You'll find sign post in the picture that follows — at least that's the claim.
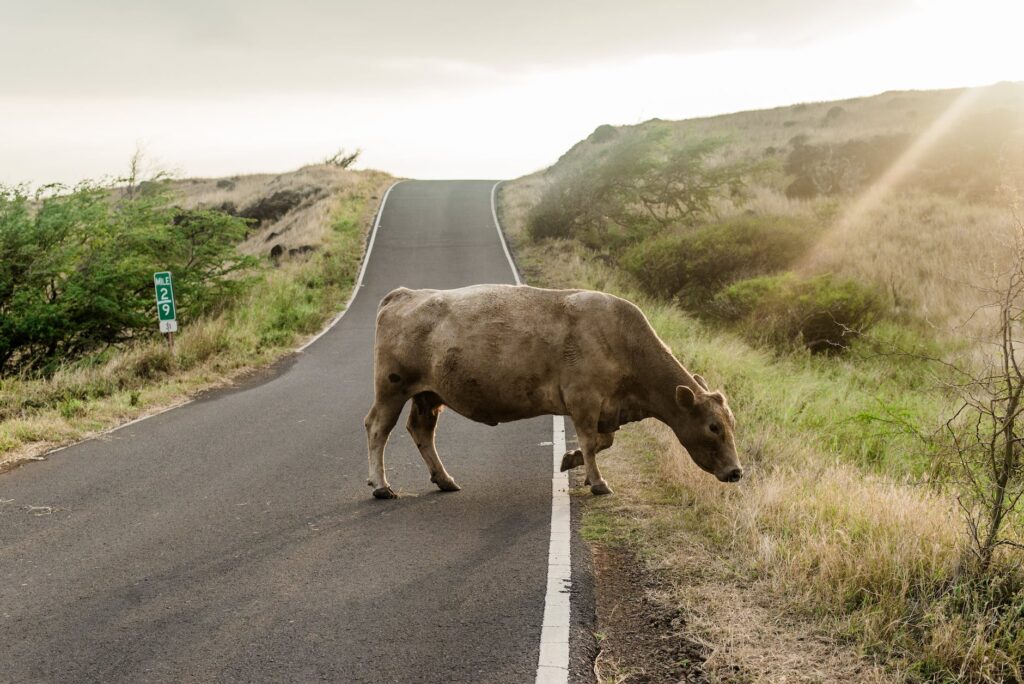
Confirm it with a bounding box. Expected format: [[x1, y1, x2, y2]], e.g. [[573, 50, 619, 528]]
[[153, 271, 178, 354]]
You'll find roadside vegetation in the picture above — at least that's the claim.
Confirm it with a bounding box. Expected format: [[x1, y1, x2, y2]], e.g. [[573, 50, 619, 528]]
[[501, 82, 1024, 682], [0, 163, 392, 470]]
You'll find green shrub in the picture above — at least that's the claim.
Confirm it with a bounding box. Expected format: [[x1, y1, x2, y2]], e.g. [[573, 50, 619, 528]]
[[715, 272, 886, 353], [622, 215, 819, 307], [0, 182, 256, 375]]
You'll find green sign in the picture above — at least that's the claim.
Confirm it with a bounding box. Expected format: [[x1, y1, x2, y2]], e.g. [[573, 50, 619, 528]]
[[154, 271, 178, 333]]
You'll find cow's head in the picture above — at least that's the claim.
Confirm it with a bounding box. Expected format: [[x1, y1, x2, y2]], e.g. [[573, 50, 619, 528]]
[[669, 372, 743, 483]]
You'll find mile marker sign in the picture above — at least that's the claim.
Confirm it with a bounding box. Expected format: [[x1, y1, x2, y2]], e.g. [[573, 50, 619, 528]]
[[154, 271, 178, 334]]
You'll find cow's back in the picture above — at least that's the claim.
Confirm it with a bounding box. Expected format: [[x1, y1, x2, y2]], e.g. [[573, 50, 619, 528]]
[[375, 285, 598, 422]]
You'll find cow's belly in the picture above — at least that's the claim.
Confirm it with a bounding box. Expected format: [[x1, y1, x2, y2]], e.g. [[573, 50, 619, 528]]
[[443, 399, 550, 426], [428, 362, 565, 426]]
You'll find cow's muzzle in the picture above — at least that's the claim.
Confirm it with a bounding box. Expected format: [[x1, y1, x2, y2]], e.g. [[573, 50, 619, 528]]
[[717, 466, 744, 483]]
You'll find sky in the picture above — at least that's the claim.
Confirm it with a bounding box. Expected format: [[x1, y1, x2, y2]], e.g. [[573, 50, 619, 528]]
[[1, 0, 1022, 185]]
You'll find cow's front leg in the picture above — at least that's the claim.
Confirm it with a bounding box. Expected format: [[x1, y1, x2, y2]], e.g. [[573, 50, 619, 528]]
[[364, 396, 405, 499], [572, 428, 613, 496]]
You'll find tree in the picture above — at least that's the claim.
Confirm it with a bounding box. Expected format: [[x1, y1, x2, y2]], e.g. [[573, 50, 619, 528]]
[[528, 127, 753, 246], [940, 201, 1024, 573]]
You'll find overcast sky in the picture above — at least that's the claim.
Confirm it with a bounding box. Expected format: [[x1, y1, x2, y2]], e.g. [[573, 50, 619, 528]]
[[1, 0, 1021, 184]]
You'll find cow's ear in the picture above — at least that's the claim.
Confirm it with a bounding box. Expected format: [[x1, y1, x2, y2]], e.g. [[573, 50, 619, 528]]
[[693, 374, 709, 390], [676, 385, 698, 410]]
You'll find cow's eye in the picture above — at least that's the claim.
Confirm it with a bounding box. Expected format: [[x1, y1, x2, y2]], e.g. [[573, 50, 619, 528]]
[[709, 424, 720, 434]]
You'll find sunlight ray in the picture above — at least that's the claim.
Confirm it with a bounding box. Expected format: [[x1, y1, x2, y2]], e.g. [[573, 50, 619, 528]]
[[803, 86, 985, 270]]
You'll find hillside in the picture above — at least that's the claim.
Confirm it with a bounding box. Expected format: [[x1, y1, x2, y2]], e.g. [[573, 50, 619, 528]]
[[170, 165, 381, 260], [512, 82, 1024, 333], [499, 82, 1024, 682]]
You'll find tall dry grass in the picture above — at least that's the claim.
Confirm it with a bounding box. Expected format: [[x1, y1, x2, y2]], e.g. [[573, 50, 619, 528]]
[[800, 192, 1019, 330]]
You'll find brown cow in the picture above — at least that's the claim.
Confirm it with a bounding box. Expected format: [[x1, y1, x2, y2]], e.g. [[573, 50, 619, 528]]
[[364, 284, 742, 499]]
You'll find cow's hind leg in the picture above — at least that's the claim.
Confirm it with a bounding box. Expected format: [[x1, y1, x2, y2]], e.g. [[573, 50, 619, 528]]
[[364, 395, 406, 499], [407, 392, 461, 492]]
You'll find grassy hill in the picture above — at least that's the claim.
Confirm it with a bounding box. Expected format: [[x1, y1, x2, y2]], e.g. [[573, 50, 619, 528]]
[[500, 82, 1024, 682], [516, 82, 1024, 334], [0, 164, 393, 470]]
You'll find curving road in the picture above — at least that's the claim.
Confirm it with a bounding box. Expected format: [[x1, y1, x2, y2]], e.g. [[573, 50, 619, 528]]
[[0, 181, 585, 683]]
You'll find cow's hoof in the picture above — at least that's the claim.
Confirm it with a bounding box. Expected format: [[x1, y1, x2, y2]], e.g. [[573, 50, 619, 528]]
[[431, 474, 462, 492], [560, 449, 584, 472], [590, 481, 614, 496], [372, 486, 398, 500]]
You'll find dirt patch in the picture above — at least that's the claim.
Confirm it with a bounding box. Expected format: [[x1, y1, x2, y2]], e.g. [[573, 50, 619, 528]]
[[592, 544, 708, 683]]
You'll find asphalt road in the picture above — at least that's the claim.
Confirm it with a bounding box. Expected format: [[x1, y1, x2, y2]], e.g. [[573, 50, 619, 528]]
[[0, 181, 576, 683]]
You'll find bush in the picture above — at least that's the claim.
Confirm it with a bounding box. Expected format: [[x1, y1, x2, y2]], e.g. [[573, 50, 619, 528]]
[[0, 181, 255, 375], [784, 134, 910, 198], [588, 124, 619, 144], [715, 272, 885, 353], [823, 105, 845, 123], [622, 215, 819, 307]]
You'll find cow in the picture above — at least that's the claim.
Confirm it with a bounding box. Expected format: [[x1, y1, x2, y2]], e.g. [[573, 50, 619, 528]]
[[364, 284, 742, 499]]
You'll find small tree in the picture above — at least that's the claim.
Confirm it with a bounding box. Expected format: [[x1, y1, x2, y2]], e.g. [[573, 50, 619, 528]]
[[942, 201, 1024, 573], [323, 148, 361, 169]]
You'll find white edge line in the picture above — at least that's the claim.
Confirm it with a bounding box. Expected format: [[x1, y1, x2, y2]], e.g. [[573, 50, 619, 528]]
[[490, 180, 572, 684], [35, 180, 403, 459], [537, 416, 572, 684], [490, 181, 522, 286]]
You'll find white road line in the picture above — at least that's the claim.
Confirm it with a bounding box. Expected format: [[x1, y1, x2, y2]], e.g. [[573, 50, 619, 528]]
[[537, 415, 572, 684], [489, 180, 572, 684], [39, 180, 403, 457], [490, 181, 522, 286]]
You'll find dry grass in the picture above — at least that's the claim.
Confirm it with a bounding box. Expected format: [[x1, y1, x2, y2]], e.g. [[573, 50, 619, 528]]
[[568, 83, 1021, 171], [585, 420, 946, 683], [172, 164, 388, 258], [698, 186, 1019, 335], [798, 192, 1019, 330], [0, 168, 393, 470]]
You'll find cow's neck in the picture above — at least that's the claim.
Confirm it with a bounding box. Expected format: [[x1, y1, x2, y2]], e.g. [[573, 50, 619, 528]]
[[635, 342, 698, 423]]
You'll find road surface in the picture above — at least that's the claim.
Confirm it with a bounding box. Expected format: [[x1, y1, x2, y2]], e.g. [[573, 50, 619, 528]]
[[0, 180, 586, 683]]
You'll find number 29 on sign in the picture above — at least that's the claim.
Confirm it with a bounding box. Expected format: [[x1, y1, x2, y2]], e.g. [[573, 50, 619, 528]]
[[153, 272, 178, 349]]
